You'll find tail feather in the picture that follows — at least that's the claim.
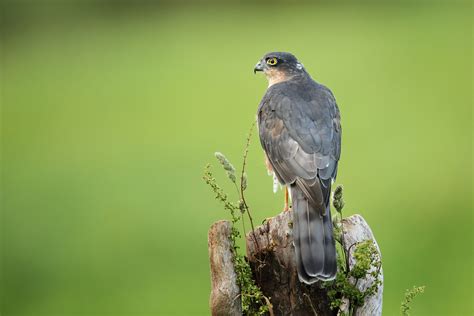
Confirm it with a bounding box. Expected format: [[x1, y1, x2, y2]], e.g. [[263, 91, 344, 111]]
[[322, 203, 337, 278], [292, 198, 313, 282], [291, 184, 337, 284]]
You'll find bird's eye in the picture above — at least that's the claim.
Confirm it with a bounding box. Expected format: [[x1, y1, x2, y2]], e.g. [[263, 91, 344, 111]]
[[266, 57, 278, 66]]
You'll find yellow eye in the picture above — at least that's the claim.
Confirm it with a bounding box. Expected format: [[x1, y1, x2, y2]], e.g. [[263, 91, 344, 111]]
[[266, 57, 278, 66]]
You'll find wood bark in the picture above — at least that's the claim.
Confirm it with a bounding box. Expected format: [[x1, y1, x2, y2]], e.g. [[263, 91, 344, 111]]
[[208, 220, 241, 316], [208, 212, 383, 315], [340, 215, 383, 316]]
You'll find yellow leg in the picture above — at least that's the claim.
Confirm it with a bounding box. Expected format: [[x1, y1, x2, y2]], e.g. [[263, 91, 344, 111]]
[[284, 186, 289, 211]]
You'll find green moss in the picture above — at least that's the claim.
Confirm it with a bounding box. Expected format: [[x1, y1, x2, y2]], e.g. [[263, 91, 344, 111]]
[[323, 239, 382, 313], [322, 185, 383, 315]]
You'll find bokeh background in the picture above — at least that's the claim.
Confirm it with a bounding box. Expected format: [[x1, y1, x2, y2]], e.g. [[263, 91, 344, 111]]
[[1, 1, 472, 315]]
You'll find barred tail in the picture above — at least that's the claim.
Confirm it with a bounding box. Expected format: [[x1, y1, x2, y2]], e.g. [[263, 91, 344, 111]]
[[292, 185, 337, 284]]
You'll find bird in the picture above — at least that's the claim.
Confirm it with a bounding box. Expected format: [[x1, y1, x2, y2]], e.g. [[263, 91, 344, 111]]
[[254, 52, 341, 283]]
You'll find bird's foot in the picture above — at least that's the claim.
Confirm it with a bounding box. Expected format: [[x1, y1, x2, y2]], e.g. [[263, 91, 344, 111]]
[[283, 186, 290, 212]]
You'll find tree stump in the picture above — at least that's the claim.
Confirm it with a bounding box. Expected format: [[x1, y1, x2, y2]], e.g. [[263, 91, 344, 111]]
[[208, 211, 383, 315], [208, 220, 241, 315]]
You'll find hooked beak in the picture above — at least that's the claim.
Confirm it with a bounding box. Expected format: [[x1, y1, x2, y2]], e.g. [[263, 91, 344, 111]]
[[254, 61, 264, 74]]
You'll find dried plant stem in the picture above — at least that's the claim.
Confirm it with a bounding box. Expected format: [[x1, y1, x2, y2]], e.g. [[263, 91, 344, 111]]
[[240, 120, 259, 249]]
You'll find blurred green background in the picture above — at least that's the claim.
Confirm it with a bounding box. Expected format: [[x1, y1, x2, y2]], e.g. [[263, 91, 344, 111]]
[[1, 1, 472, 315]]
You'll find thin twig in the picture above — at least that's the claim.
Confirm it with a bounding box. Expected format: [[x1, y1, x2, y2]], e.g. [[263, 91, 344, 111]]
[[340, 212, 348, 271], [240, 120, 259, 250], [233, 183, 241, 200], [263, 295, 274, 316], [346, 241, 360, 272], [303, 293, 318, 316]]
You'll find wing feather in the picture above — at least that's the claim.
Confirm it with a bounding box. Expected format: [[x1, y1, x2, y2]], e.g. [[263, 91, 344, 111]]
[[258, 80, 341, 212]]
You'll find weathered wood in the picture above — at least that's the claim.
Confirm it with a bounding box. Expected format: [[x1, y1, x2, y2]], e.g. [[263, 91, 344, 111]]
[[208, 212, 383, 315], [341, 215, 383, 316], [208, 220, 241, 316]]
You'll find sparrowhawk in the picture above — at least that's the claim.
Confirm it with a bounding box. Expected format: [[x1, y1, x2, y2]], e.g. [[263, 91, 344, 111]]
[[254, 52, 341, 283]]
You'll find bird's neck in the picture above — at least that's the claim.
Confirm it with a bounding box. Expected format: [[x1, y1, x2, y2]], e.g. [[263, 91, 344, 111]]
[[267, 71, 308, 87], [267, 71, 293, 87]]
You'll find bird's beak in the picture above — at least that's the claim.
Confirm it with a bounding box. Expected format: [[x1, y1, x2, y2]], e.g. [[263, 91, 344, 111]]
[[254, 61, 264, 74]]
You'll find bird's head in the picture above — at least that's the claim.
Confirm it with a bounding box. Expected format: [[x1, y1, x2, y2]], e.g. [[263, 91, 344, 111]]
[[254, 52, 306, 86]]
